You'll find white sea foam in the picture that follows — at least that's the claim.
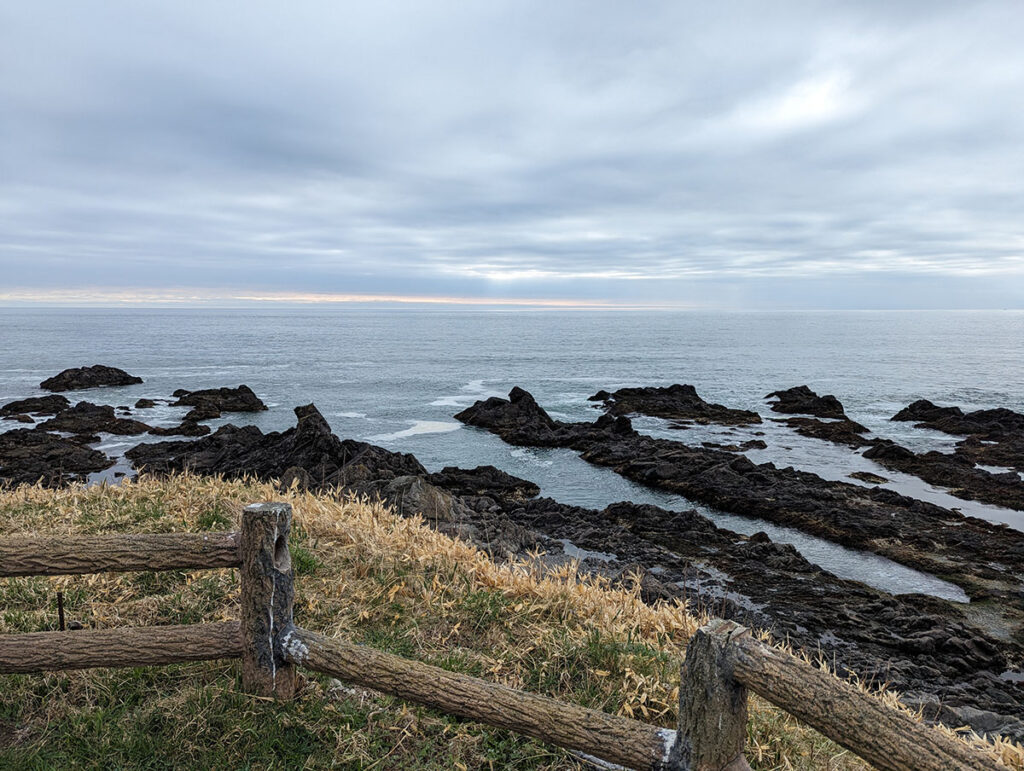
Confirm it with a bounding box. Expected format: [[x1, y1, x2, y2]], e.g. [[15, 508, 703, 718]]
[[367, 421, 462, 442], [335, 411, 368, 419]]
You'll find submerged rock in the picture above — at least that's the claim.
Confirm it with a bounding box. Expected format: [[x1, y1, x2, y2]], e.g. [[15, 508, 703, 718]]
[[589, 384, 761, 426], [40, 365, 143, 392], [765, 385, 847, 419]]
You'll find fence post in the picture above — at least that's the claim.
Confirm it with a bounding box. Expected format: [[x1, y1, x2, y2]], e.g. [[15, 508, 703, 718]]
[[240, 502, 296, 699], [675, 619, 751, 771]]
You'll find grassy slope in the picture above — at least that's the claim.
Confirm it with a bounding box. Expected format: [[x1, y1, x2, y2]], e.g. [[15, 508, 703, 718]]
[[0, 475, 1017, 770]]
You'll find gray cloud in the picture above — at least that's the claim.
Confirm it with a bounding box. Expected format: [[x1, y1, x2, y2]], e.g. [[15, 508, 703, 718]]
[[1, 1, 1023, 307]]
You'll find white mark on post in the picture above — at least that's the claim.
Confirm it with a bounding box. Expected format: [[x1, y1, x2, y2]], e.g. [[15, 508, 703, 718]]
[[658, 727, 677, 764], [281, 630, 309, 664], [268, 523, 278, 686]]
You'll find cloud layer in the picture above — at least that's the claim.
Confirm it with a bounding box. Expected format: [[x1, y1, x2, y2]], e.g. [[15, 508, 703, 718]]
[[2, 1, 1023, 307]]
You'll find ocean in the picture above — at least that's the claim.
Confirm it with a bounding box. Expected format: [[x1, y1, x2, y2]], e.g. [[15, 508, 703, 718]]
[[3, 307, 1023, 601]]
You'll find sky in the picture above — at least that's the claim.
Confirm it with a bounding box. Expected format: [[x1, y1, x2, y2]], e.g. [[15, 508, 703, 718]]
[[2, 1, 1023, 309]]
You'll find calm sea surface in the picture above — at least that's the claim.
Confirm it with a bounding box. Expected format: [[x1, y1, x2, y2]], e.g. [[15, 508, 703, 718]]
[[3, 308, 1023, 600]]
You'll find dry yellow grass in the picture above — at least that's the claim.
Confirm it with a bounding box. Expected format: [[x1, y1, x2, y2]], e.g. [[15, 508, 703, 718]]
[[0, 474, 1020, 769]]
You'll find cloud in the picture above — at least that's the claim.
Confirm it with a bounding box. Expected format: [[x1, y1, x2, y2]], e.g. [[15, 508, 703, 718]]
[[1, 1, 1023, 308]]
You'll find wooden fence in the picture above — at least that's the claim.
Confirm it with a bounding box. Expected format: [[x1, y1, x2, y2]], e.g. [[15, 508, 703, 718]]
[[0, 503, 998, 771]]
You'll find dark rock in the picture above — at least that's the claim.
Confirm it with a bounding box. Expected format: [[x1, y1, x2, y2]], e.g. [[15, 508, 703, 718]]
[[40, 365, 143, 392], [892, 399, 964, 425], [134, 399, 157, 409], [426, 465, 541, 500], [148, 420, 211, 437], [171, 385, 266, 413], [591, 384, 761, 426], [3, 414, 34, 424], [701, 439, 768, 452], [0, 394, 71, 417], [183, 403, 222, 422], [35, 402, 151, 436], [778, 416, 870, 448], [127, 403, 423, 489], [0, 429, 113, 487], [765, 385, 847, 419], [891, 398, 1024, 473], [864, 440, 1024, 511], [454, 386, 566, 446], [849, 471, 889, 484]]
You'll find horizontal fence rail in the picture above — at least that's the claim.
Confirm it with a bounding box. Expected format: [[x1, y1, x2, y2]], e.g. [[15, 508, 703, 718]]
[[0, 622, 242, 674], [0, 532, 241, 577], [283, 626, 677, 771], [0, 501, 1003, 771], [693, 621, 993, 771]]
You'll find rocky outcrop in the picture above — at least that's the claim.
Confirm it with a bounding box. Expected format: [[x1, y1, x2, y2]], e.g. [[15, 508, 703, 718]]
[[40, 365, 143, 392], [765, 385, 847, 419], [863, 440, 1024, 511], [134, 398, 157, 409], [588, 384, 761, 426], [127, 403, 423, 488], [0, 429, 113, 486], [170, 385, 267, 413], [892, 399, 1024, 473], [454, 388, 1024, 616], [36, 402, 151, 436], [0, 395, 71, 417], [425, 465, 541, 500]]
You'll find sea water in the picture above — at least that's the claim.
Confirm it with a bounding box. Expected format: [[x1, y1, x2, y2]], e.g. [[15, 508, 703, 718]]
[[3, 307, 1022, 601]]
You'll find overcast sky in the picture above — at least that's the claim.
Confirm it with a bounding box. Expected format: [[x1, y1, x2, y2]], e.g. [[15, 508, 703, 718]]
[[2, 1, 1023, 308]]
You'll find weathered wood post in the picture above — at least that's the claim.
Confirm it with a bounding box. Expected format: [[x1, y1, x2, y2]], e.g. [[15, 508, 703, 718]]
[[675, 619, 751, 771], [240, 502, 296, 699]]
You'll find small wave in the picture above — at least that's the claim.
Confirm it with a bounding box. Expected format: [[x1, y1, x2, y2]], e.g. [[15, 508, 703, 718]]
[[509, 447, 554, 467], [336, 411, 368, 419], [366, 421, 462, 442]]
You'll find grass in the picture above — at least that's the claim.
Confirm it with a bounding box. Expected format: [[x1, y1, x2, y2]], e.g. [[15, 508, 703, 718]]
[[0, 474, 1019, 770]]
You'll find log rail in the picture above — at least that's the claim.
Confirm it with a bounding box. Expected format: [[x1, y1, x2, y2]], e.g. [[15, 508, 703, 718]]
[[0, 503, 1000, 771]]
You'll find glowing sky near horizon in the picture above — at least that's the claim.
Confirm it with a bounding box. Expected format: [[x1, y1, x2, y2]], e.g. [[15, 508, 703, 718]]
[[2, 2, 1024, 308]]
